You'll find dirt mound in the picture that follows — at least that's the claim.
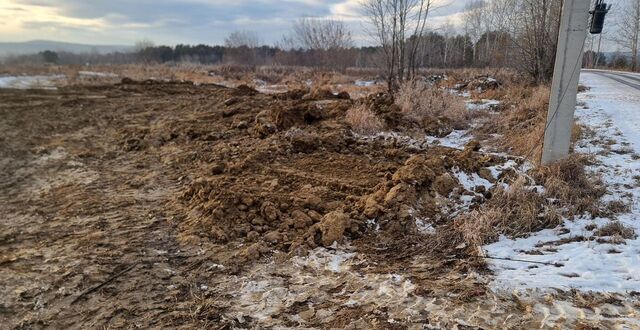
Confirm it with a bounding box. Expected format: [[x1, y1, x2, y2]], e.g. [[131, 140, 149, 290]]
[[96, 81, 507, 261], [172, 83, 506, 258], [359, 92, 405, 128], [274, 88, 308, 100], [235, 84, 258, 96]]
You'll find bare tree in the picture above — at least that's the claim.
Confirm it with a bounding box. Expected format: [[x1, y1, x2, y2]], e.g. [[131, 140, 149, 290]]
[[135, 39, 157, 63], [490, 0, 562, 83], [279, 18, 354, 69], [463, 0, 520, 67], [290, 18, 353, 50], [224, 30, 261, 66], [363, 0, 434, 92], [224, 30, 261, 48], [460, 0, 564, 81], [441, 21, 457, 67], [463, 0, 486, 63], [613, 0, 640, 71]]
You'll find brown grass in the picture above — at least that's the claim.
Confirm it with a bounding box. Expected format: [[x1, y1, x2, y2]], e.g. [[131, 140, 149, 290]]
[[443, 176, 562, 249], [395, 79, 470, 129], [475, 84, 588, 163], [436, 155, 605, 252], [532, 155, 606, 216], [594, 221, 636, 239], [472, 84, 552, 162], [345, 104, 385, 134]]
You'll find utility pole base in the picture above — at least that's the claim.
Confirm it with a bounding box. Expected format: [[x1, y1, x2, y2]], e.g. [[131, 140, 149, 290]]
[[541, 0, 590, 165]]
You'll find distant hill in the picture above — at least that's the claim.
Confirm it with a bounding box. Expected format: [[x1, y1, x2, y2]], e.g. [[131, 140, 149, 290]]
[[0, 40, 133, 57]]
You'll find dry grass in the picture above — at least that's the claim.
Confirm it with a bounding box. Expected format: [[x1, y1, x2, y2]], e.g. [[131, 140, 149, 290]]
[[532, 155, 606, 216], [474, 84, 550, 162], [345, 104, 385, 134], [436, 155, 604, 252], [0, 63, 386, 99], [395, 79, 470, 129], [577, 84, 590, 93], [443, 176, 562, 249], [594, 221, 636, 239]]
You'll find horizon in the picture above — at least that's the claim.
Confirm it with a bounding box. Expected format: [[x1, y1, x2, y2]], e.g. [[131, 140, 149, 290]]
[[0, 0, 625, 53], [0, 0, 468, 47]]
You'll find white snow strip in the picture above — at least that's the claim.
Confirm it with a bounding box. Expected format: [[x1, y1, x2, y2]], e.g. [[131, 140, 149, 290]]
[[0, 75, 65, 89], [415, 218, 436, 235], [427, 130, 473, 149], [485, 70, 640, 293], [78, 71, 118, 78], [453, 168, 493, 191], [465, 99, 501, 111], [355, 80, 376, 87]]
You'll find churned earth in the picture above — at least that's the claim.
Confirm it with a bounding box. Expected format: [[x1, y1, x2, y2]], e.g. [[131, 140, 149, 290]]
[[1, 79, 637, 329]]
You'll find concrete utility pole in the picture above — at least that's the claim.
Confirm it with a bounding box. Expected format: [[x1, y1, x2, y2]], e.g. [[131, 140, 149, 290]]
[[541, 0, 591, 165]]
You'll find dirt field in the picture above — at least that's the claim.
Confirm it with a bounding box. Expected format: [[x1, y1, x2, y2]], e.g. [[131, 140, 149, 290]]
[[1, 80, 637, 329]]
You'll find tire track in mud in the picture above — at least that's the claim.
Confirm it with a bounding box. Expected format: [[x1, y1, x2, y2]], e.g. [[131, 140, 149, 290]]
[[0, 87, 219, 328]]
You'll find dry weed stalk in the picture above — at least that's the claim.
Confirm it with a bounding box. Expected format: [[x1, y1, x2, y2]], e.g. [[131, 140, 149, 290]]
[[474, 84, 549, 162], [438, 155, 605, 252], [395, 79, 470, 129], [451, 176, 561, 248], [345, 104, 384, 134], [533, 155, 606, 216], [594, 221, 636, 239]]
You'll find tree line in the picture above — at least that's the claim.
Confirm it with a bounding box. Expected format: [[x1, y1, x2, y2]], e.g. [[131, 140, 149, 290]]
[[2, 0, 638, 84]]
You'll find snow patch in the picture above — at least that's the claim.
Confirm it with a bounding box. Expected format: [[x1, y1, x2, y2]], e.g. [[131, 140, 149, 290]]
[[355, 80, 376, 87], [0, 75, 65, 89], [484, 71, 640, 293], [465, 99, 501, 111], [78, 71, 118, 78]]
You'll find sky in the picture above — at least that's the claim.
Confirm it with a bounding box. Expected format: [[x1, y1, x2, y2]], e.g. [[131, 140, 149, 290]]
[[0, 0, 468, 46]]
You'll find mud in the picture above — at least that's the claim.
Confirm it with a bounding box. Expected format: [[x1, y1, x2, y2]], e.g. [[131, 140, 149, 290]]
[[1, 80, 636, 329]]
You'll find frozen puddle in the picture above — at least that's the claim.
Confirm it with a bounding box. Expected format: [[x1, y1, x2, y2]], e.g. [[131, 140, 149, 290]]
[[0, 75, 66, 89], [484, 71, 640, 294]]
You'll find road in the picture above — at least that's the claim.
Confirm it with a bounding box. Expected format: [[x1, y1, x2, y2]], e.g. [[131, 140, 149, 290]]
[[583, 69, 640, 91], [580, 70, 640, 148]]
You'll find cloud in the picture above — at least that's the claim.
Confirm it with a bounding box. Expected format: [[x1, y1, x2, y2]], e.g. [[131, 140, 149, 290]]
[[1, 0, 469, 46]]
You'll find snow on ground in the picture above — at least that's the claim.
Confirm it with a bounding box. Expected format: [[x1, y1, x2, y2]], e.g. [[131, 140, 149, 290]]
[[354, 80, 377, 87], [485, 71, 640, 293], [0, 75, 65, 89], [78, 71, 118, 78], [465, 99, 501, 111], [426, 129, 473, 149]]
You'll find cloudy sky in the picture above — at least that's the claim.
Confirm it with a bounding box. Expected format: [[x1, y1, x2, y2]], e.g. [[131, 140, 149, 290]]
[[0, 0, 468, 46]]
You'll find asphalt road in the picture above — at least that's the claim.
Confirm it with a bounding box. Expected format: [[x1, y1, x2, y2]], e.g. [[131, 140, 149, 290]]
[[584, 69, 640, 91]]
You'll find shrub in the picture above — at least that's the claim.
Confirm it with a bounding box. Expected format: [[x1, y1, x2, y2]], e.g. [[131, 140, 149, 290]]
[[345, 105, 384, 134], [594, 221, 636, 239], [532, 155, 606, 216], [395, 79, 470, 129]]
